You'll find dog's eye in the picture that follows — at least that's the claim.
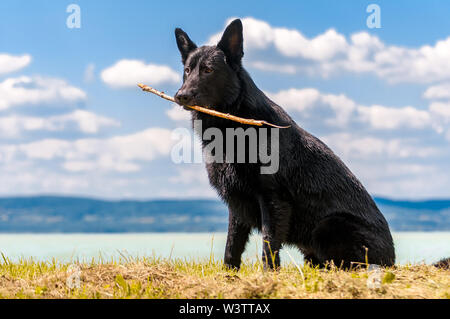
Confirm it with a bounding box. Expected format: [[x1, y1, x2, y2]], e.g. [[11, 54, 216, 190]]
[[204, 68, 213, 74], [185, 67, 191, 74]]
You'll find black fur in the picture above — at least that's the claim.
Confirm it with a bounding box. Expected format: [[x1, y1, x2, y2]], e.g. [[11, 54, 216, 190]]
[[174, 19, 396, 269], [433, 257, 450, 269]]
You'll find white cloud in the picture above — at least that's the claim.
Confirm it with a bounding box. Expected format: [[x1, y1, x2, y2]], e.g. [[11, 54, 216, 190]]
[[267, 87, 449, 133], [266, 88, 321, 112], [320, 94, 358, 127], [0, 170, 90, 195], [357, 105, 431, 130], [63, 159, 140, 173], [248, 61, 297, 74], [0, 54, 31, 75], [424, 83, 450, 100], [0, 110, 120, 137], [266, 88, 359, 128], [321, 133, 440, 160], [344, 161, 449, 199], [0, 128, 176, 172], [207, 16, 275, 49], [166, 103, 191, 122], [429, 102, 450, 121], [208, 17, 347, 61], [209, 17, 450, 83], [339, 32, 384, 73], [101, 59, 180, 88], [50, 110, 121, 134], [335, 33, 450, 83], [169, 165, 209, 185], [168, 165, 217, 198], [0, 76, 86, 111], [273, 28, 347, 61], [0, 116, 46, 137], [371, 37, 450, 83], [18, 139, 71, 160], [429, 101, 450, 135], [0, 161, 151, 197]]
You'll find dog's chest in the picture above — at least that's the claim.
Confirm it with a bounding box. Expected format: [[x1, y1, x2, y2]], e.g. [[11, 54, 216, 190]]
[[193, 113, 266, 197], [205, 161, 259, 198]]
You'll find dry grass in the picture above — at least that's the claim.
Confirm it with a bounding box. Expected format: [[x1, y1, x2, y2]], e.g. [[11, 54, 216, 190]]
[[0, 255, 448, 299]]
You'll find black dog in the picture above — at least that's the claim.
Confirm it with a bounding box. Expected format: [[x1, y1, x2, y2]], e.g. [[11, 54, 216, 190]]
[[174, 19, 395, 269]]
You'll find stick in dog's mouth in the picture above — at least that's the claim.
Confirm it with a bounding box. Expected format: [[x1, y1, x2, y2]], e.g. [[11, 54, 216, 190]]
[[137, 83, 291, 129]]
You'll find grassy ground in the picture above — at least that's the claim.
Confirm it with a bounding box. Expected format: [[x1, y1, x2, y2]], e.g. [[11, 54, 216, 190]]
[[0, 255, 448, 299]]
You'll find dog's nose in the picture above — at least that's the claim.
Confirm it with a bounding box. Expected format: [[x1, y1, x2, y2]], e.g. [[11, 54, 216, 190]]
[[175, 90, 195, 105]]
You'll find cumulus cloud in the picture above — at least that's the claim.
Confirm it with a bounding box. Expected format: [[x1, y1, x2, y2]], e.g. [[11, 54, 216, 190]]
[[169, 165, 209, 185], [429, 102, 450, 121], [343, 161, 449, 199], [273, 28, 347, 61], [265, 87, 449, 198], [266, 88, 321, 112], [0, 76, 86, 111], [166, 103, 191, 122], [423, 83, 450, 100], [0, 110, 120, 137], [51, 110, 121, 134], [321, 133, 440, 160], [266, 88, 359, 128], [267, 87, 448, 133], [168, 165, 217, 198], [429, 101, 450, 136], [208, 17, 347, 61], [0, 54, 31, 75], [371, 37, 450, 83], [357, 105, 431, 130], [100, 59, 180, 88], [0, 164, 149, 198], [247, 61, 297, 74], [209, 17, 450, 83], [0, 128, 176, 173], [207, 16, 274, 49]]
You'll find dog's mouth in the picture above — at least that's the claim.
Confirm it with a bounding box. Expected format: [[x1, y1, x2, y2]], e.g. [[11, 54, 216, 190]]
[[174, 96, 195, 108], [175, 95, 210, 110], [181, 105, 194, 111], [177, 101, 200, 110]]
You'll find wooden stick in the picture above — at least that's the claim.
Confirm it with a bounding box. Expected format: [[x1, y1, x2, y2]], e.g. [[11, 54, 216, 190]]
[[137, 83, 290, 129]]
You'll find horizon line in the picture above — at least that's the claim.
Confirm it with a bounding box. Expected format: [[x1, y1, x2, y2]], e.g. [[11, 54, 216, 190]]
[[0, 193, 450, 203]]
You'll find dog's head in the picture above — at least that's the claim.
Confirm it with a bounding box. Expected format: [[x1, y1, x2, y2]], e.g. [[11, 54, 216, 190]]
[[174, 19, 243, 110]]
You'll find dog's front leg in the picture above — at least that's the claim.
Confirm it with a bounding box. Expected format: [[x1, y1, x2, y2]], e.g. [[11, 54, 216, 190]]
[[259, 195, 289, 270], [224, 208, 251, 270]]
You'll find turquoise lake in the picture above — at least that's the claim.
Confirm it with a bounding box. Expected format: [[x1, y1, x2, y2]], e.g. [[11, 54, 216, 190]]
[[0, 232, 449, 265]]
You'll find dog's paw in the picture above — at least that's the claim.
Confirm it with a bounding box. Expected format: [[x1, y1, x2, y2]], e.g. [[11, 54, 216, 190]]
[[223, 262, 240, 272]]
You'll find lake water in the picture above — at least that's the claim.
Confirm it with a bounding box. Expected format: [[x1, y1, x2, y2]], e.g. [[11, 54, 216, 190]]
[[0, 232, 449, 265]]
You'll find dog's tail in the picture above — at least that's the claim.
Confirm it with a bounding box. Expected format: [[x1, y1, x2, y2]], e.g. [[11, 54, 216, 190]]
[[433, 257, 450, 269]]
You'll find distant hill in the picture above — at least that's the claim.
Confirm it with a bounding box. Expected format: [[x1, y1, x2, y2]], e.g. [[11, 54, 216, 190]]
[[373, 197, 450, 231], [0, 196, 448, 232]]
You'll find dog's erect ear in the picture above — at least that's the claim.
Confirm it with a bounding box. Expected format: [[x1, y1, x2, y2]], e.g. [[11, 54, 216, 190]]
[[175, 28, 197, 64], [217, 19, 244, 67]]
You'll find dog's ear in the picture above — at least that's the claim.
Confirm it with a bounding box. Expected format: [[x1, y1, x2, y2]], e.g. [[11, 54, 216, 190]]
[[175, 28, 197, 64], [217, 19, 244, 67]]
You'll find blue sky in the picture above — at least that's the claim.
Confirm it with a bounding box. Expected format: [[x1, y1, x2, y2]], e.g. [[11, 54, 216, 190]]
[[1, 0, 450, 199]]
